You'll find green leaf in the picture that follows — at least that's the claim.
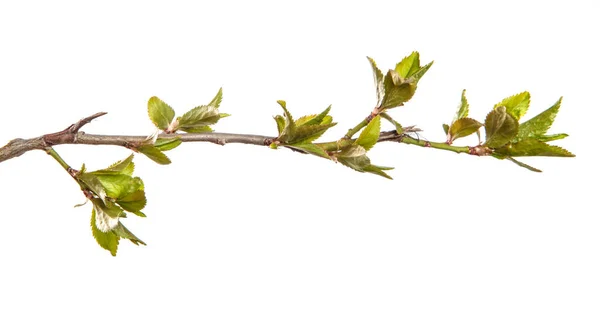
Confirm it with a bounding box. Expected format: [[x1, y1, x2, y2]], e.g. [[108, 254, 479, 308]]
[[515, 97, 562, 142], [410, 61, 433, 81], [116, 190, 147, 214], [285, 143, 330, 159], [296, 105, 332, 127], [137, 145, 171, 165], [90, 198, 121, 230], [380, 70, 416, 109], [495, 138, 575, 157], [276, 100, 296, 142], [93, 174, 138, 199], [91, 208, 119, 256], [77, 173, 107, 200], [367, 57, 384, 105], [395, 51, 420, 79], [154, 137, 182, 151], [219, 113, 231, 118], [178, 105, 221, 132], [484, 106, 519, 148], [274, 115, 286, 135], [90, 154, 135, 176], [113, 223, 146, 246], [362, 164, 393, 180], [335, 145, 392, 179], [448, 117, 483, 143], [506, 157, 542, 172], [148, 96, 175, 130], [355, 115, 381, 151], [381, 112, 403, 134], [455, 89, 469, 120], [208, 87, 223, 109], [442, 124, 449, 135], [494, 91, 530, 121], [287, 123, 337, 144]]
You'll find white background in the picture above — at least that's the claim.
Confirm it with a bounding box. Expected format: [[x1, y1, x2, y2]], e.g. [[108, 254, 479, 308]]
[[0, 1, 597, 308]]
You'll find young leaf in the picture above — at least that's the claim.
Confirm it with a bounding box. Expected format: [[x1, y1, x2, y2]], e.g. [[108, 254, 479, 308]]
[[515, 97, 562, 142], [113, 223, 146, 246], [148, 96, 175, 130], [410, 61, 433, 81], [335, 145, 392, 179], [116, 190, 147, 214], [380, 70, 416, 110], [154, 137, 182, 151], [484, 106, 519, 148], [494, 91, 530, 121], [455, 89, 469, 120], [91, 208, 119, 256], [276, 100, 296, 142], [367, 57, 384, 105], [495, 138, 575, 157], [395, 51, 420, 79], [91, 198, 121, 232], [355, 115, 381, 151], [90, 154, 135, 176], [298, 105, 332, 127], [208, 87, 223, 109], [448, 117, 483, 143], [285, 143, 330, 159], [381, 112, 403, 134], [137, 145, 171, 165], [506, 157, 542, 173], [178, 105, 221, 132], [362, 164, 393, 180], [287, 123, 337, 144], [274, 115, 286, 135], [442, 124, 449, 135]]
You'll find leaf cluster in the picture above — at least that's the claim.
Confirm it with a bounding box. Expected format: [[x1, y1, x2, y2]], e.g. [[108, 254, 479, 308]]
[[76, 155, 147, 256]]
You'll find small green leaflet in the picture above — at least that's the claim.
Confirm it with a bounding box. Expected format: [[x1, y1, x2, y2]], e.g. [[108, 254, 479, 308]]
[[448, 118, 482, 143], [395, 51, 421, 79], [208, 87, 223, 109], [380, 70, 416, 110], [494, 91, 530, 121], [455, 89, 469, 121], [381, 112, 403, 134], [276, 100, 296, 142], [355, 115, 380, 151], [274, 115, 285, 135], [154, 137, 182, 151], [335, 145, 393, 179], [285, 143, 330, 159], [367, 57, 384, 105], [484, 106, 519, 148], [91, 208, 119, 256], [295, 105, 332, 127], [506, 157, 542, 173], [137, 144, 171, 165], [495, 138, 575, 157], [90, 154, 135, 176], [275, 101, 335, 144], [288, 123, 337, 144], [515, 97, 562, 142], [148, 96, 175, 130], [410, 61, 433, 82], [113, 223, 146, 246], [178, 105, 221, 132]]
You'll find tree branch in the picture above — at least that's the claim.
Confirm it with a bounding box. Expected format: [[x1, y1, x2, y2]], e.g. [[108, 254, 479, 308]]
[[0, 112, 488, 164]]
